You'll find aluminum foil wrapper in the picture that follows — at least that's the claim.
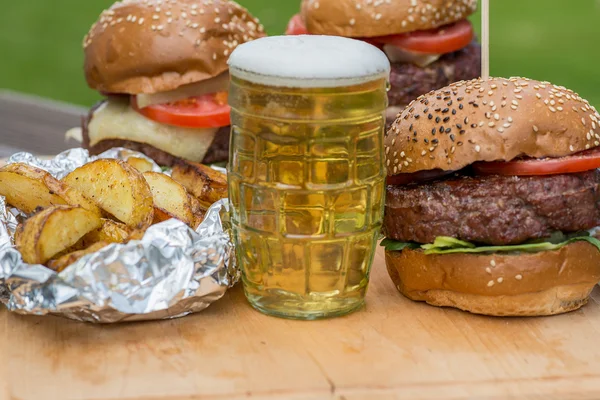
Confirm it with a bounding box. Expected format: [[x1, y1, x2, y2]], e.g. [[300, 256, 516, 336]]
[[0, 148, 236, 323]]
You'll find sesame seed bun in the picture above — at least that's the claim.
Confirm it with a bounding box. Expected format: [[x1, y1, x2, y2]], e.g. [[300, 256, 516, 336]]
[[386, 241, 600, 316], [83, 0, 265, 94], [301, 0, 478, 38], [384, 77, 600, 175]]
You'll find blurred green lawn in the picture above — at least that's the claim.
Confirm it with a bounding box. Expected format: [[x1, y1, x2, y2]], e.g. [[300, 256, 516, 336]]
[[0, 0, 598, 108]]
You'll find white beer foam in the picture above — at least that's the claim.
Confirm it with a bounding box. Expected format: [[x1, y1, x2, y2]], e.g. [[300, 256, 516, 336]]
[[228, 35, 391, 88]]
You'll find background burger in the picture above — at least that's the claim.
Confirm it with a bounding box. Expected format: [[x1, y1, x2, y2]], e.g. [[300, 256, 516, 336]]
[[286, 0, 481, 124], [73, 0, 265, 166], [382, 77, 600, 316]]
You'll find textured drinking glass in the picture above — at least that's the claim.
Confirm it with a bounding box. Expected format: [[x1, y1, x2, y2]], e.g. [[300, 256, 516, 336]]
[[227, 36, 391, 319]]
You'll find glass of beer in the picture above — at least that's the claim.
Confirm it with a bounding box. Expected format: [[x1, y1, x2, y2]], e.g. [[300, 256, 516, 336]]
[[227, 35, 390, 320]]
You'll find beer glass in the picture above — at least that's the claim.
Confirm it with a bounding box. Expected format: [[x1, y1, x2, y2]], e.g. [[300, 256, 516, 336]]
[[228, 35, 390, 319]]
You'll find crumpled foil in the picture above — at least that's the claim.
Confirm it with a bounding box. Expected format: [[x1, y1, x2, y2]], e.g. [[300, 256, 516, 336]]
[[0, 148, 236, 323]]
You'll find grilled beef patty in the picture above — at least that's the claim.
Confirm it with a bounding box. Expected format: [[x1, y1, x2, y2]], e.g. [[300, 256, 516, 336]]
[[384, 170, 600, 246], [386, 41, 481, 124]]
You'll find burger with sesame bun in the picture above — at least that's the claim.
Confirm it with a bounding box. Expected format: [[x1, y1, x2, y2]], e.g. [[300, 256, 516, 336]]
[[73, 0, 265, 166], [285, 0, 481, 125], [382, 77, 600, 317]]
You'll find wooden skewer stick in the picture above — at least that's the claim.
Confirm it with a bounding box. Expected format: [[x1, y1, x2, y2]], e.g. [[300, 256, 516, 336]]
[[481, 0, 490, 80]]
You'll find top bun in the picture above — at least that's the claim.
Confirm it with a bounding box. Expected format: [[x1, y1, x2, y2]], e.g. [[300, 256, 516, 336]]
[[84, 0, 265, 94], [385, 77, 600, 175], [301, 0, 477, 38]]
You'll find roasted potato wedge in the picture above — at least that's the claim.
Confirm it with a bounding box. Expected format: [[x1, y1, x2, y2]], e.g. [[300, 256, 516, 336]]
[[127, 157, 155, 173], [47, 241, 110, 272], [189, 194, 207, 228], [152, 208, 176, 225], [171, 160, 228, 207], [143, 171, 206, 228], [79, 219, 132, 247], [62, 159, 154, 230], [0, 163, 67, 213], [0, 163, 102, 215], [16, 206, 102, 265]]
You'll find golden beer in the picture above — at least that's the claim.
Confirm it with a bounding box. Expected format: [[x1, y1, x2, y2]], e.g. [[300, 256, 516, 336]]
[[228, 36, 390, 319]]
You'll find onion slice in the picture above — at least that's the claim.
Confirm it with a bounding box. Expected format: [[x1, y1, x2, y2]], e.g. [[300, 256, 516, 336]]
[[135, 72, 230, 109]]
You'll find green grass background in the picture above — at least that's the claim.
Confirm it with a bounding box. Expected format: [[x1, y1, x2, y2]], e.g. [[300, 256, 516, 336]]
[[0, 0, 598, 108]]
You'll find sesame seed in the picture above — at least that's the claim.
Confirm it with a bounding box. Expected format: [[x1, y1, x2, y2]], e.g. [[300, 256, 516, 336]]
[[485, 267, 492, 274], [475, 145, 481, 153], [570, 145, 575, 151], [490, 260, 496, 267], [533, 125, 539, 132], [497, 277, 504, 283], [515, 274, 523, 280], [487, 280, 495, 287]]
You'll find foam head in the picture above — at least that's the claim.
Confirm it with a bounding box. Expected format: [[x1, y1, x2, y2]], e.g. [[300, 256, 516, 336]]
[[228, 35, 391, 88]]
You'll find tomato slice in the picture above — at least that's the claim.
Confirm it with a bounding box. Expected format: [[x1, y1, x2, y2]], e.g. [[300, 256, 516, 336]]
[[285, 14, 309, 35], [371, 20, 474, 55], [387, 169, 456, 185], [131, 92, 230, 129], [473, 147, 600, 176]]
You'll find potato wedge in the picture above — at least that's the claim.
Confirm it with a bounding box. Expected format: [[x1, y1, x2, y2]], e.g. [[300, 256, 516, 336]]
[[143, 171, 201, 228], [79, 219, 131, 247], [171, 160, 228, 207], [47, 242, 109, 272], [62, 159, 154, 230], [189, 194, 207, 228], [0, 164, 66, 213], [0, 163, 102, 215], [127, 157, 155, 173], [16, 206, 102, 265]]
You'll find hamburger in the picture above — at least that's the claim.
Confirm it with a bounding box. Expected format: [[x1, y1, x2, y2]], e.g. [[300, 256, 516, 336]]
[[382, 77, 600, 316], [73, 0, 265, 166], [286, 0, 481, 124]]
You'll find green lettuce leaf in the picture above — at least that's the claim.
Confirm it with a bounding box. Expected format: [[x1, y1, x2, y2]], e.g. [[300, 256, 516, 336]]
[[379, 239, 419, 252], [381, 233, 600, 255]]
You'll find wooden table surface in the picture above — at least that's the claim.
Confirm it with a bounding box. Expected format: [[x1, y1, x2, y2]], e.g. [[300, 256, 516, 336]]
[[0, 90, 84, 157], [2, 91, 600, 400], [3, 248, 600, 400]]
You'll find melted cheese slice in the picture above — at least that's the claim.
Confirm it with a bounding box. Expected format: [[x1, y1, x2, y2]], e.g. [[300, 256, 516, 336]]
[[87, 100, 218, 162], [383, 45, 441, 68]]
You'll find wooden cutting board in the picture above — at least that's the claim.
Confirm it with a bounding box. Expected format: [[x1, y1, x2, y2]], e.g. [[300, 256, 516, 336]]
[[3, 246, 600, 400]]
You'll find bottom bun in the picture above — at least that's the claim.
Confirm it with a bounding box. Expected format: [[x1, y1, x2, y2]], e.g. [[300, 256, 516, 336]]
[[385, 241, 600, 316]]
